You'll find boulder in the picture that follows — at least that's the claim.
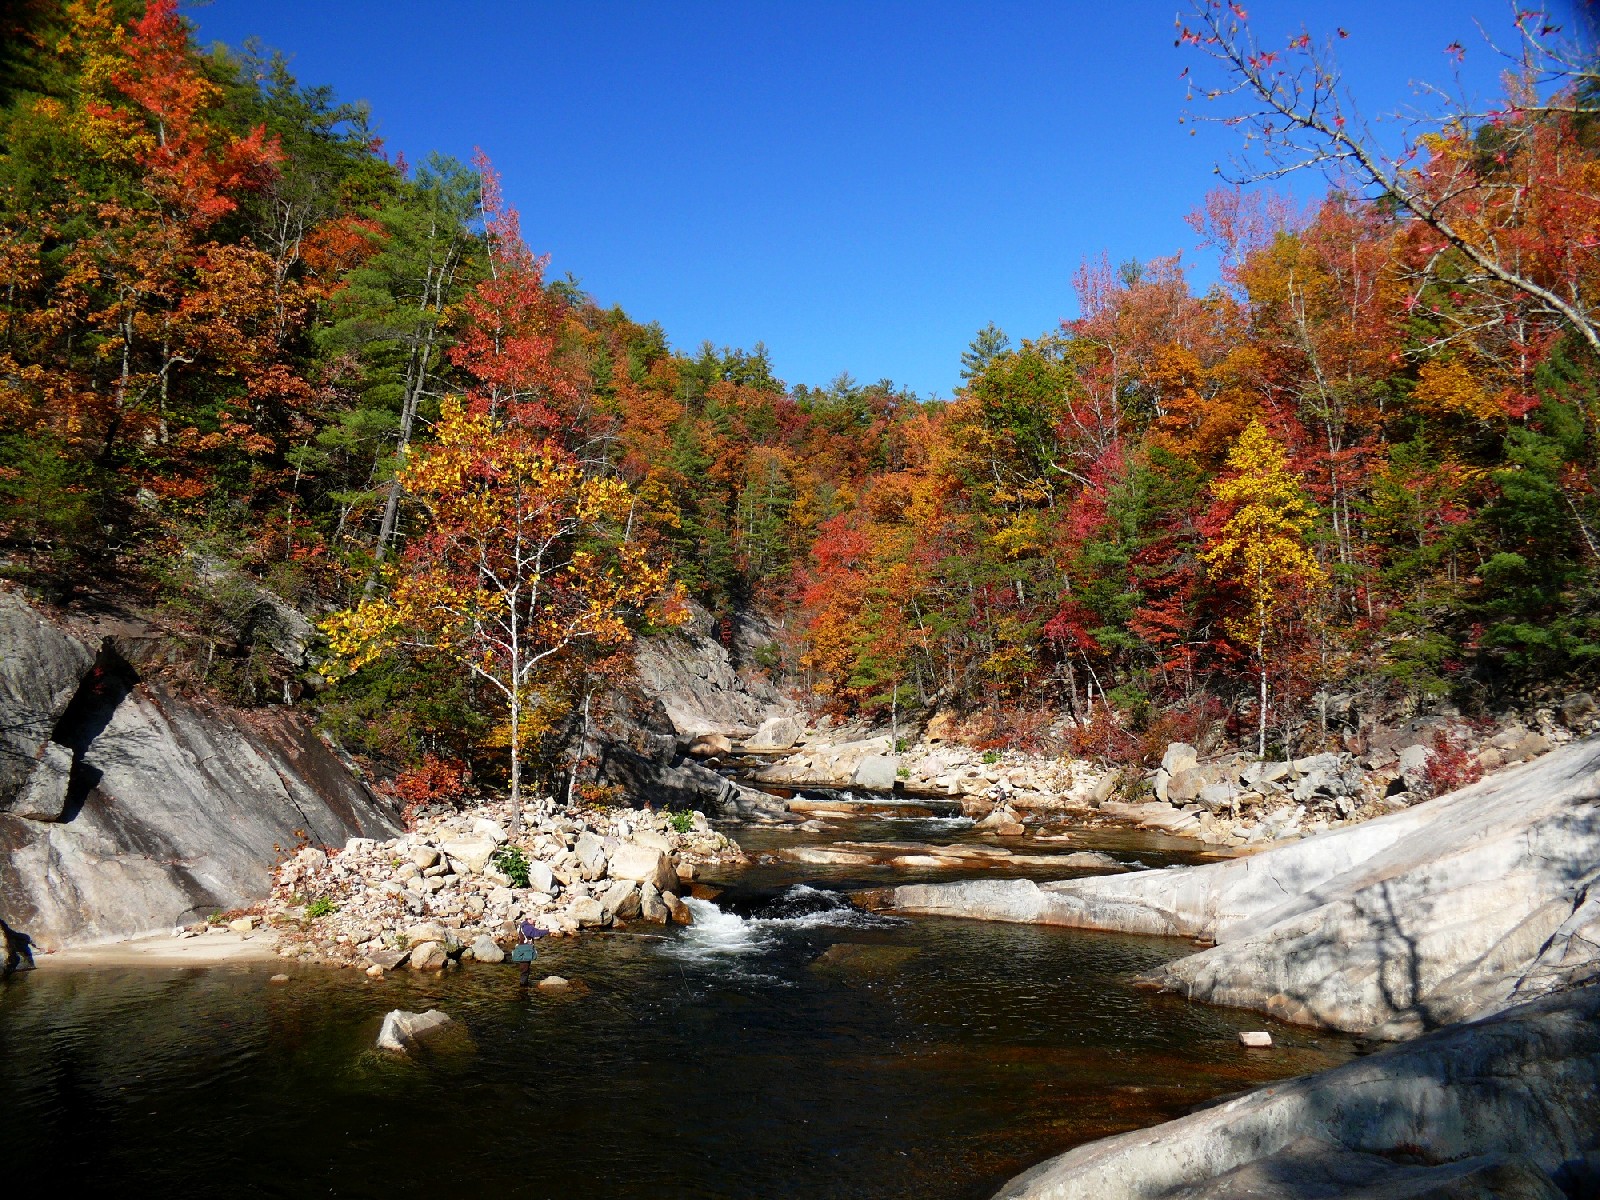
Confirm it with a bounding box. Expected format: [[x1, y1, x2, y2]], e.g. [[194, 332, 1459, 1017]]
[[409, 845, 441, 870], [1236, 1031, 1272, 1048], [364, 947, 409, 971], [1162, 742, 1199, 776], [438, 837, 496, 874], [536, 975, 570, 990], [407, 941, 447, 971], [852, 755, 899, 790], [1167, 768, 1207, 805], [525, 860, 556, 895], [639, 881, 670, 924], [746, 715, 804, 751], [663, 892, 693, 925], [471, 817, 508, 844], [633, 829, 672, 853], [570, 896, 608, 928], [405, 921, 449, 946], [574, 832, 608, 875], [600, 878, 640, 922], [607, 842, 678, 893], [468, 934, 504, 964], [376, 1008, 453, 1052], [1562, 692, 1598, 728], [688, 732, 733, 758]]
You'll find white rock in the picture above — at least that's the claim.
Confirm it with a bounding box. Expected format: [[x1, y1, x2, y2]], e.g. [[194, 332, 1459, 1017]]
[[607, 842, 678, 893], [376, 1008, 453, 1051], [1237, 1030, 1273, 1048], [471, 817, 508, 844], [468, 934, 505, 964], [438, 837, 496, 874], [853, 755, 899, 790]]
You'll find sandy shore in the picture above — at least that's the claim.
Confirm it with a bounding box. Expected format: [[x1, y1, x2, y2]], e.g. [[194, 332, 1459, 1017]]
[[33, 929, 283, 969]]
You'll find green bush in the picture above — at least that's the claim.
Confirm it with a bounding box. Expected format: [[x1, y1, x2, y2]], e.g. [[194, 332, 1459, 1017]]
[[306, 896, 338, 919], [666, 810, 694, 834], [491, 844, 531, 888]]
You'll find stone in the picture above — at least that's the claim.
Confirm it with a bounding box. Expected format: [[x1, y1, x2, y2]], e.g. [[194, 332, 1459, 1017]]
[[471, 817, 508, 844], [633, 829, 672, 853], [228, 916, 258, 933], [525, 860, 556, 894], [408, 941, 447, 971], [663, 892, 693, 925], [1561, 692, 1597, 728], [746, 714, 803, 751], [468, 934, 504, 964], [570, 897, 607, 928], [852, 755, 899, 790], [438, 837, 496, 874], [409, 846, 440, 869], [1162, 742, 1199, 776], [269, 973, 290, 983], [607, 842, 678, 893], [1167, 768, 1207, 805], [600, 878, 640, 922], [1505, 731, 1551, 764], [688, 732, 733, 758], [364, 947, 408, 971], [639, 882, 670, 924], [376, 1008, 453, 1052], [1236, 1030, 1272, 1048], [365, 965, 384, 978], [12, 742, 73, 821], [1397, 743, 1431, 783], [405, 921, 448, 946], [536, 975, 570, 989], [574, 832, 608, 875]]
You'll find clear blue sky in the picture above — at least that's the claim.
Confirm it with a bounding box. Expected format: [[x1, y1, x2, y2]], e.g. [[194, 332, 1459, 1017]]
[[189, 1, 1541, 397]]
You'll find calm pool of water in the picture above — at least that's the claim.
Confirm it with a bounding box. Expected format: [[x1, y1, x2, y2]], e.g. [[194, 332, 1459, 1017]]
[[0, 822, 1354, 1199]]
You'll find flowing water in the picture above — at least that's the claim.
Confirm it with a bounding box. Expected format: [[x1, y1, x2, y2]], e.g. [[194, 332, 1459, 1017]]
[[0, 807, 1356, 1199]]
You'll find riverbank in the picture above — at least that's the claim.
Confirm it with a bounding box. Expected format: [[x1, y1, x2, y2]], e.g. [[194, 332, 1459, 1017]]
[[34, 928, 282, 968], [852, 735, 1600, 1196]]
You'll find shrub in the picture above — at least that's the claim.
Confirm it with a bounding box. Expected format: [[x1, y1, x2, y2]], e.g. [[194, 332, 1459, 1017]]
[[1422, 727, 1485, 797], [665, 810, 694, 834], [306, 896, 338, 919], [491, 845, 531, 888]]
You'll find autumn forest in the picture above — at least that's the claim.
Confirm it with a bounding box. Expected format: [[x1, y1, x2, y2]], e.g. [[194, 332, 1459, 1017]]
[[3, 0, 1599, 795]]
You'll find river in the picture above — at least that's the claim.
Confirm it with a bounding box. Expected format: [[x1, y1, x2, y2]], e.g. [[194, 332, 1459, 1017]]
[[0, 805, 1356, 1198]]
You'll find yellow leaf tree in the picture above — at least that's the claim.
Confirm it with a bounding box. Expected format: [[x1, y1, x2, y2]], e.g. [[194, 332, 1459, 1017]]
[[1200, 420, 1327, 757], [322, 397, 685, 825]]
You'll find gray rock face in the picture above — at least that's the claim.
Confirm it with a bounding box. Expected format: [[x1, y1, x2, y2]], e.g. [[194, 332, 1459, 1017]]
[[0, 590, 397, 949], [893, 738, 1600, 1036], [993, 985, 1600, 1200], [631, 601, 794, 737]]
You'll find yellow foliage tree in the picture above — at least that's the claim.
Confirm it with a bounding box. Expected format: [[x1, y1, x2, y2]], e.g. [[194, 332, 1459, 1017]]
[[323, 397, 685, 823], [1200, 420, 1327, 757]]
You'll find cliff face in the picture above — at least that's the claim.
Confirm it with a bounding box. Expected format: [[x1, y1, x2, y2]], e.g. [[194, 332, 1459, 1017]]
[[0, 588, 397, 948], [631, 602, 795, 737]]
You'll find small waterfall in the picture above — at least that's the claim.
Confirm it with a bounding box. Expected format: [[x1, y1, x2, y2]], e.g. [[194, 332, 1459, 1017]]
[[665, 885, 901, 963]]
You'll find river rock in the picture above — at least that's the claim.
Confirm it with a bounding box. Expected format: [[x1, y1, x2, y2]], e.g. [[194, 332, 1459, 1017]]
[[468, 934, 504, 964], [639, 881, 670, 924], [600, 878, 640, 922], [570, 896, 607, 928], [408, 941, 447, 971], [409, 845, 440, 869], [608, 842, 677, 893], [852, 755, 899, 790], [1162, 742, 1199, 776], [438, 837, 496, 874], [663, 892, 693, 925], [525, 859, 556, 894], [1167, 768, 1207, 805], [1237, 1031, 1272, 1048], [471, 817, 508, 844], [536, 975, 570, 990], [746, 715, 803, 751], [574, 832, 608, 875], [689, 732, 733, 757], [376, 1008, 453, 1052], [364, 947, 409, 971]]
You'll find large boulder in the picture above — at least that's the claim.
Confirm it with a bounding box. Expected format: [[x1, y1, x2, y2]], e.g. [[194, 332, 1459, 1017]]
[[468, 934, 504, 964], [600, 878, 640, 922], [746, 715, 803, 751], [408, 941, 448, 971], [852, 755, 899, 790], [607, 842, 678, 893], [439, 837, 496, 874], [1162, 742, 1199, 776], [376, 1008, 454, 1052], [573, 832, 608, 875]]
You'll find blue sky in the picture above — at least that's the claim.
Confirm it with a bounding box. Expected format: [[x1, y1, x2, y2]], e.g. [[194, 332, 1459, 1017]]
[[189, 2, 1536, 397]]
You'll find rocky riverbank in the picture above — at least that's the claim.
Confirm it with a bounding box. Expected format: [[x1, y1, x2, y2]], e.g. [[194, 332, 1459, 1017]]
[[257, 798, 745, 971], [733, 699, 1600, 852]]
